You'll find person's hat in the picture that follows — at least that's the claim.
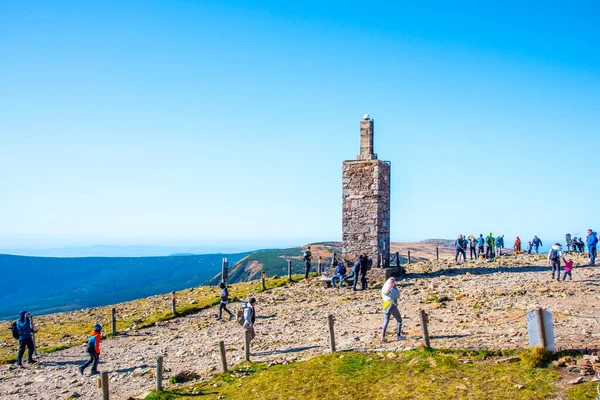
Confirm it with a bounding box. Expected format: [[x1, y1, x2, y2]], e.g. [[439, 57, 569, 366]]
[[93, 323, 103, 332]]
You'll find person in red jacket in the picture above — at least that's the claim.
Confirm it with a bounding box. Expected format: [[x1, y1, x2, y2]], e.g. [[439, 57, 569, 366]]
[[79, 324, 102, 376]]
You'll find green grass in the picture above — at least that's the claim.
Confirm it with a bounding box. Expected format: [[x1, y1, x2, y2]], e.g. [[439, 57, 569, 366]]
[[144, 349, 562, 400], [566, 381, 598, 399], [0, 275, 296, 364]]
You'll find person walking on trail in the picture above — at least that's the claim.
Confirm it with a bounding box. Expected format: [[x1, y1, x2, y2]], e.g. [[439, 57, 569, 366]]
[[565, 233, 572, 252], [562, 256, 574, 281], [242, 298, 257, 350], [359, 253, 370, 290], [331, 260, 347, 288], [216, 281, 234, 321], [468, 235, 477, 260], [455, 234, 467, 263], [527, 241, 533, 254], [79, 323, 102, 376], [477, 234, 485, 258], [587, 229, 598, 266], [495, 235, 505, 257], [485, 233, 494, 259], [15, 311, 36, 367], [303, 246, 312, 281], [547, 243, 563, 281], [578, 237, 585, 253], [381, 277, 404, 342], [352, 255, 362, 291], [514, 236, 522, 252], [532, 236, 543, 254]]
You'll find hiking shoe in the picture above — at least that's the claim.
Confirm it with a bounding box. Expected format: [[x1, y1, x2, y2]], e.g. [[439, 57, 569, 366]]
[[381, 337, 388, 343], [16, 362, 23, 368], [78, 366, 84, 376], [90, 370, 100, 376], [229, 314, 234, 321], [216, 317, 222, 321], [397, 335, 407, 341]]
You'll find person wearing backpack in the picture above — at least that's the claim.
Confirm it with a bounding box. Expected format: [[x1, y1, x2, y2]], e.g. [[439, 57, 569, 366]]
[[532, 236, 543, 254], [477, 234, 485, 257], [303, 246, 312, 281], [455, 234, 467, 263], [359, 253, 370, 290], [495, 235, 505, 257], [485, 233, 494, 259], [331, 261, 347, 288], [241, 298, 257, 349], [216, 281, 234, 321], [79, 323, 102, 376], [547, 243, 563, 281], [15, 311, 36, 367], [351, 255, 362, 291], [586, 229, 598, 266]]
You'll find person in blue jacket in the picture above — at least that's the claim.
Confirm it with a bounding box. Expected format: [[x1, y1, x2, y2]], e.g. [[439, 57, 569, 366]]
[[587, 229, 598, 266], [16, 311, 36, 367], [531, 236, 543, 253], [476, 234, 485, 257], [455, 234, 467, 263], [331, 261, 347, 288], [495, 235, 505, 257]]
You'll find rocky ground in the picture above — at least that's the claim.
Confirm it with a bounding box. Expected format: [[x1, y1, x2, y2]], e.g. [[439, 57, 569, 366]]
[[1, 252, 599, 399]]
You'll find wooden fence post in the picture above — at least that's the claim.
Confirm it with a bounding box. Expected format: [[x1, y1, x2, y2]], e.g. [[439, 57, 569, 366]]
[[327, 314, 336, 353], [111, 308, 117, 336], [101, 371, 109, 400], [287, 260, 292, 281], [436, 247, 439, 260], [171, 292, 177, 316], [244, 330, 251, 362], [156, 356, 163, 391], [261, 271, 266, 291], [408, 251, 411, 264], [396, 252, 400, 268], [536, 308, 547, 350], [219, 341, 228, 372], [29, 314, 37, 356], [318, 256, 322, 275], [419, 309, 431, 349]]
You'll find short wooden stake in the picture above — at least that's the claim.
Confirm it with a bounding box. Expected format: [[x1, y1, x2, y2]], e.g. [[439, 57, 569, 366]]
[[396, 252, 400, 267], [327, 314, 336, 353], [536, 308, 547, 350], [261, 271, 266, 291], [101, 371, 109, 400], [408, 251, 411, 264], [419, 309, 431, 349], [111, 308, 117, 336], [287, 260, 292, 281], [219, 341, 228, 372], [436, 247, 439, 260], [30, 314, 37, 356], [156, 356, 163, 391], [244, 330, 251, 362], [318, 256, 322, 275], [171, 291, 177, 315]]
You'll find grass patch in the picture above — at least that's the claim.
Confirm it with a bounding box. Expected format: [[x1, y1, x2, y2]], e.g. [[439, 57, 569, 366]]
[[0, 276, 294, 364], [519, 346, 551, 368], [146, 349, 560, 400], [566, 381, 598, 399]]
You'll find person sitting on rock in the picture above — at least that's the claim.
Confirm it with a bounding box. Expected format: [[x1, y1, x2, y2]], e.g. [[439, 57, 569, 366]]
[[331, 261, 347, 288], [381, 277, 404, 342], [217, 281, 234, 321], [79, 323, 102, 376]]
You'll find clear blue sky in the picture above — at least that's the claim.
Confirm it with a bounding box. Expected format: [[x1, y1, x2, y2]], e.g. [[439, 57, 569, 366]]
[[0, 1, 598, 251]]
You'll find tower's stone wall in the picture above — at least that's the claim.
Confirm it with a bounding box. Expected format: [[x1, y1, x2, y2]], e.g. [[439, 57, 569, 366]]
[[342, 117, 391, 267]]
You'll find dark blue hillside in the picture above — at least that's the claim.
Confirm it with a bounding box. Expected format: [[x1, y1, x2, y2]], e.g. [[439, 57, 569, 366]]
[[0, 252, 249, 320]]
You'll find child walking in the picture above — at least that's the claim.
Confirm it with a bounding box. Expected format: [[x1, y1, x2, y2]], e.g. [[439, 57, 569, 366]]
[[562, 257, 574, 281], [79, 323, 102, 376]]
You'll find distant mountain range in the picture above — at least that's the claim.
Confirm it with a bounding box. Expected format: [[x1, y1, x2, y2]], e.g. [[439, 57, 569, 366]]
[[0, 252, 250, 320]]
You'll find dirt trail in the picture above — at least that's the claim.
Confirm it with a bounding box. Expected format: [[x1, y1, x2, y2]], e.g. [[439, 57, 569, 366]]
[[1, 253, 599, 399]]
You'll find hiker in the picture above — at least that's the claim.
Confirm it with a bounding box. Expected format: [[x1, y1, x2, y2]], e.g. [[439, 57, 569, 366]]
[[303, 246, 312, 281], [352, 255, 362, 291], [242, 298, 257, 348], [217, 281, 234, 321], [587, 229, 598, 266], [578, 238, 585, 253], [455, 234, 467, 263], [562, 256, 574, 281], [495, 235, 504, 257], [527, 241, 533, 254], [547, 243, 563, 281], [79, 323, 102, 376], [565, 233, 572, 252], [15, 311, 36, 367], [381, 277, 404, 342], [573, 238, 581, 253], [485, 233, 494, 258], [359, 253, 370, 290], [532, 236, 543, 254], [331, 253, 339, 269], [477, 234, 485, 257], [468, 235, 477, 260], [514, 236, 521, 252], [331, 261, 347, 288]]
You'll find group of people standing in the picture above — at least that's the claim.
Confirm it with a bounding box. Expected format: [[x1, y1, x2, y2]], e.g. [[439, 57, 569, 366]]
[[330, 252, 371, 291], [454, 233, 506, 262], [565, 233, 587, 253]]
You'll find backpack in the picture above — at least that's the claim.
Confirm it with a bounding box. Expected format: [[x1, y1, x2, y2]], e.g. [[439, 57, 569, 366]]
[[237, 305, 254, 326], [10, 321, 19, 340], [485, 236, 492, 245], [550, 249, 559, 261]]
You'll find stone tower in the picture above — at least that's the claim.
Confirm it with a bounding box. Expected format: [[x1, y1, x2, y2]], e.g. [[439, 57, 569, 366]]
[[342, 115, 391, 267]]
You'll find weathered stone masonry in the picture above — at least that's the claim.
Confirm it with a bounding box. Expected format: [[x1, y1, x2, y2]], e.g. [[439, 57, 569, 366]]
[[342, 115, 391, 267]]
